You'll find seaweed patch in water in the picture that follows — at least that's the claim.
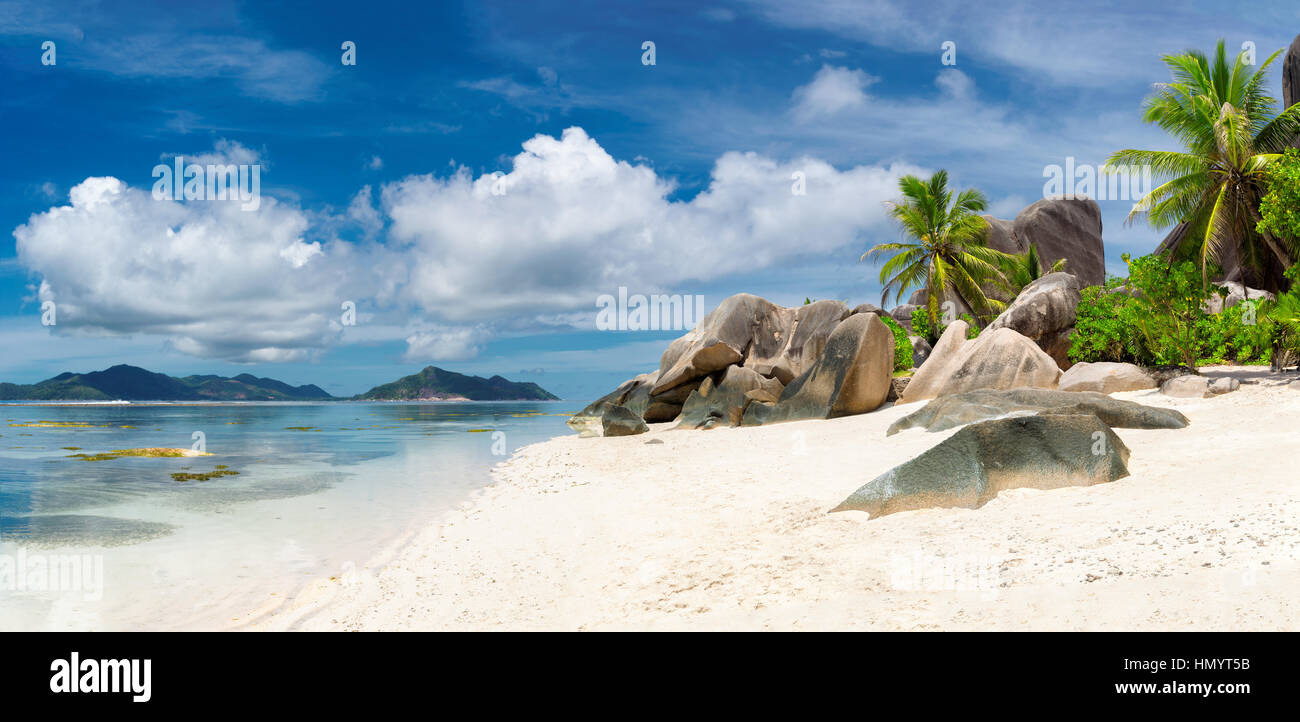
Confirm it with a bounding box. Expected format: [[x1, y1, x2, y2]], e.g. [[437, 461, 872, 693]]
[[171, 468, 240, 482], [68, 447, 212, 462]]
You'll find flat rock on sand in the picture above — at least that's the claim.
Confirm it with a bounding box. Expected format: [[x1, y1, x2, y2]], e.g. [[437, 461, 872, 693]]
[[886, 388, 1188, 435], [1058, 362, 1157, 394], [835, 414, 1131, 519]]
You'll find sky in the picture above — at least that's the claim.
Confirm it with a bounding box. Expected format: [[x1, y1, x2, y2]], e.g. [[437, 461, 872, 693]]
[[1, 0, 1298, 400]]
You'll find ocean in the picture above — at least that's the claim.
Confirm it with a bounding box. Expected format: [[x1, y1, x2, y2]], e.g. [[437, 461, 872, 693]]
[[0, 400, 577, 630]]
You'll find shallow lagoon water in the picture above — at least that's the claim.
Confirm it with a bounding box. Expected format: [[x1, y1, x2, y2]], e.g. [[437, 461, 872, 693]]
[[0, 400, 576, 630]]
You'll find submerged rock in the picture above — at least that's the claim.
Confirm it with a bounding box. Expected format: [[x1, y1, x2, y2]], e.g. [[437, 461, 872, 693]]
[[886, 388, 1189, 435], [833, 415, 1130, 519]]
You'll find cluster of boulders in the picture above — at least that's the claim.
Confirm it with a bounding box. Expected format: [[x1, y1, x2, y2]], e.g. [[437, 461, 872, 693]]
[[567, 295, 898, 436]]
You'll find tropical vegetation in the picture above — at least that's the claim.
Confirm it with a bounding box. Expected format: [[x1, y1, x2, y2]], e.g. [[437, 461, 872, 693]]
[[1104, 40, 1300, 290], [862, 170, 1016, 327]]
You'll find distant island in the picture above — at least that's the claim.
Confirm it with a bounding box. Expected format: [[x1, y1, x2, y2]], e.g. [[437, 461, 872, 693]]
[[0, 364, 558, 402], [354, 366, 559, 401], [0, 364, 334, 401]]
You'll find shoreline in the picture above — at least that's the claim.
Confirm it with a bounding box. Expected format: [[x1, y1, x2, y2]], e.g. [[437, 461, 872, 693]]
[[257, 367, 1300, 631]]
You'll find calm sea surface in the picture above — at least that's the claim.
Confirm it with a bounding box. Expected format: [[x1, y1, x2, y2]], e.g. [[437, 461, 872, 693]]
[[0, 400, 578, 630]]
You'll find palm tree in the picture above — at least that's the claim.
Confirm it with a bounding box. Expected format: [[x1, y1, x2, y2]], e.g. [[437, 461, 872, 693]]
[[861, 170, 1013, 326], [997, 243, 1067, 297], [1106, 40, 1300, 289]]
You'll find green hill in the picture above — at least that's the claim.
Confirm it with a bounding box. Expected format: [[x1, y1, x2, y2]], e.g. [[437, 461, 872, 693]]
[[0, 365, 335, 401], [355, 366, 558, 401]]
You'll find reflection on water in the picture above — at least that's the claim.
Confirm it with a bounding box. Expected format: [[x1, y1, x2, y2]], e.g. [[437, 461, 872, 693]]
[[0, 400, 577, 630]]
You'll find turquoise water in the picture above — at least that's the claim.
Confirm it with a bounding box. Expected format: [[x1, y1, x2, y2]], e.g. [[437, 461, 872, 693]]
[[0, 401, 576, 630]]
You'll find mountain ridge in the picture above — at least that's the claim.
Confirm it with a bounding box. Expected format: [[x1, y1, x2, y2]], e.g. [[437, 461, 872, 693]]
[[0, 364, 334, 401], [354, 366, 559, 401]]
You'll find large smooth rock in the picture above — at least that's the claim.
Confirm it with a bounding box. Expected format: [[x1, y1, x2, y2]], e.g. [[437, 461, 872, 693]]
[[886, 388, 1188, 435], [676, 366, 783, 430], [981, 215, 1024, 255], [1013, 198, 1105, 288], [652, 294, 790, 397], [986, 272, 1081, 369], [1286, 33, 1300, 120], [980, 214, 1025, 301], [742, 313, 893, 425], [747, 300, 851, 384], [601, 405, 649, 437], [1161, 375, 1210, 398], [1208, 377, 1240, 395], [889, 304, 919, 333], [908, 335, 932, 368], [833, 415, 1131, 519], [899, 325, 1062, 404], [1058, 361, 1157, 394]]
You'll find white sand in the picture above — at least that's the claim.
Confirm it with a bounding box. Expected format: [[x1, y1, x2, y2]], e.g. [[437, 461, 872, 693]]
[[256, 366, 1300, 631]]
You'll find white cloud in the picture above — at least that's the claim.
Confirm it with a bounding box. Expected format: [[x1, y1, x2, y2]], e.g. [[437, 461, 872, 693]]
[[368, 155, 384, 170], [89, 35, 330, 103], [935, 68, 974, 99], [381, 127, 917, 342], [403, 326, 490, 363], [743, 0, 1294, 89], [13, 146, 369, 363], [347, 185, 383, 238], [791, 65, 877, 119], [14, 129, 918, 364]]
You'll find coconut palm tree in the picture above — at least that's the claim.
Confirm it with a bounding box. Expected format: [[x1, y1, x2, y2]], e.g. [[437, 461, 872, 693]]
[[861, 170, 1013, 326], [1105, 40, 1300, 289], [997, 243, 1067, 297]]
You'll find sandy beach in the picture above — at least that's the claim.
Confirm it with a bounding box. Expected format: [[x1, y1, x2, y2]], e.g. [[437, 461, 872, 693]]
[[256, 366, 1300, 631]]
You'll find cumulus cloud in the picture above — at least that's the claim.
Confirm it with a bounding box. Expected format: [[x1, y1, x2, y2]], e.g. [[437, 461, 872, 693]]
[[15, 129, 916, 363], [402, 326, 491, 363], [13, 147, 368, 362], [791, 65, 877, 119], [382, 127, 917, 332]]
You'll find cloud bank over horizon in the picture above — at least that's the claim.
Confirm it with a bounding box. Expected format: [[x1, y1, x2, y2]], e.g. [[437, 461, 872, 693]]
[[14, 128, 922, 362]]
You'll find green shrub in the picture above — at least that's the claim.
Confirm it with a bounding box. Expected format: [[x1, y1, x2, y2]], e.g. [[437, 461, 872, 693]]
[[878, 314, 914, 371], [1258, 148, 1300, 242], [1069, 254, 1275, 369], [911, 308, 981, 345], [1069, 279, 1153, 365], [1198, 301, 1271, 365], [910, 308, 936, 344]]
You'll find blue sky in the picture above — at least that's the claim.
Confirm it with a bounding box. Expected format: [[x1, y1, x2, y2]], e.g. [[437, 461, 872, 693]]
[[2, 0, 1298, 399]]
